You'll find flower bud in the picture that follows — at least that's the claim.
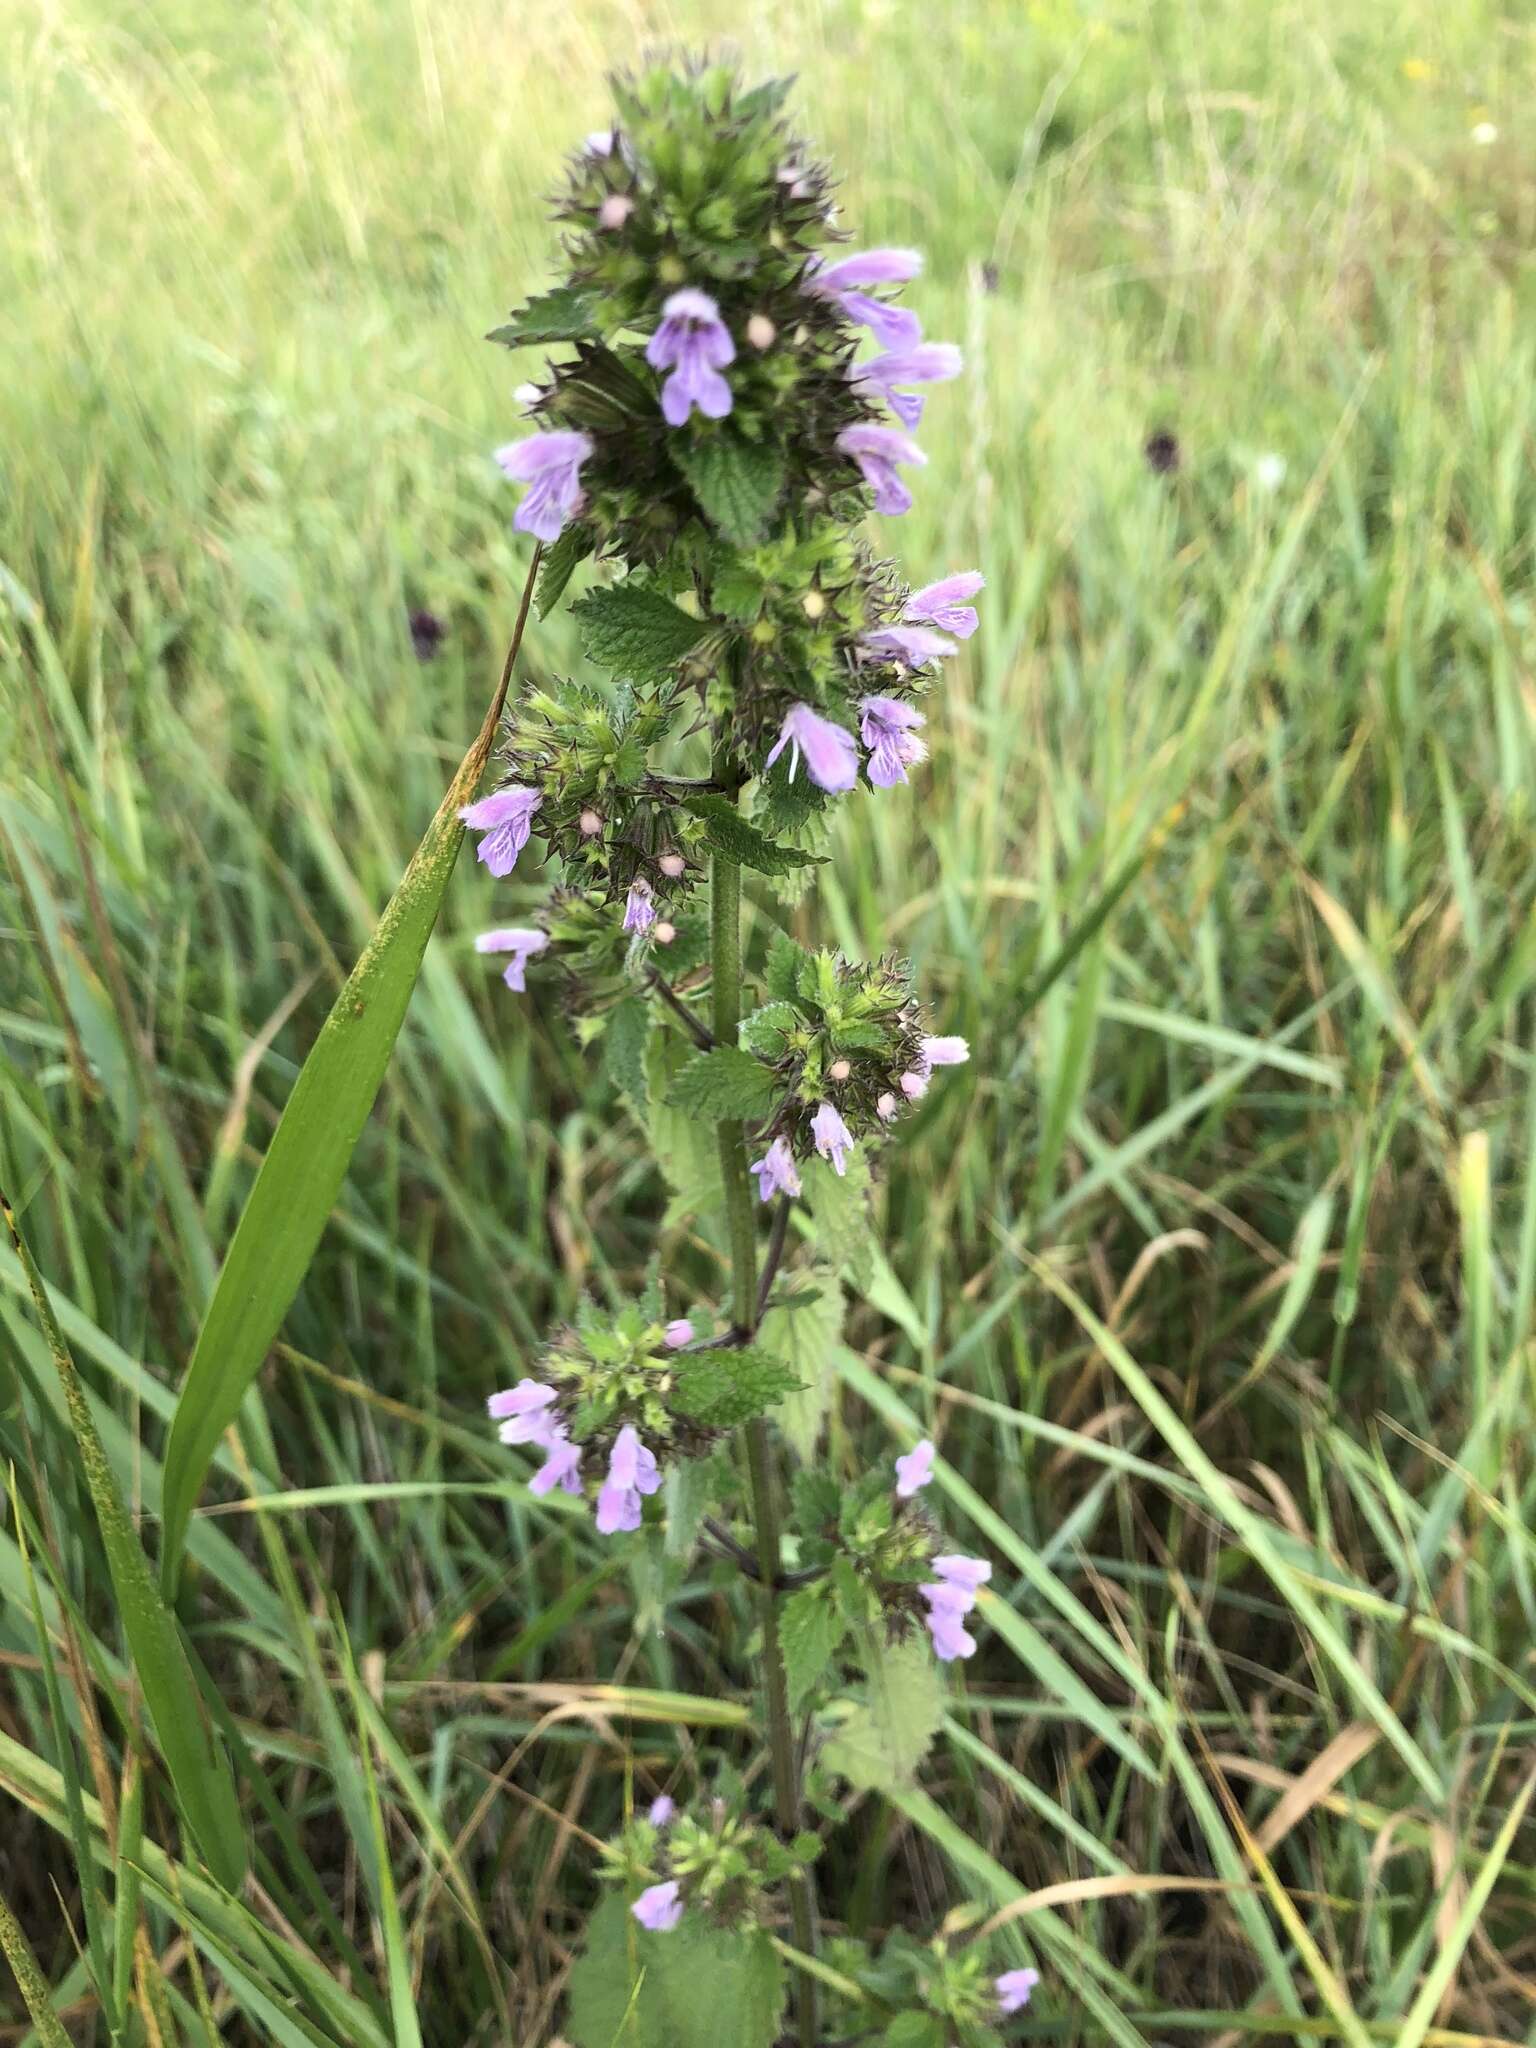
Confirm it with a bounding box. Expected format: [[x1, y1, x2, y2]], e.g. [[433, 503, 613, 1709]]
[[746, 312, 776, 349], [598, 193, 634, 229], [659, 852, 686, 878], [654, 920, 676, 945], [579, 809, 603, 836], [801, 591, 826, 621], [876, 1092, 898, 1120], [829, 1058, 851, 1081]]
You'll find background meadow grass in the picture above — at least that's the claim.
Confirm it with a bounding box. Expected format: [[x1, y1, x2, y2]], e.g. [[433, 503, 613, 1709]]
[[4, 0, 1536, 2039]]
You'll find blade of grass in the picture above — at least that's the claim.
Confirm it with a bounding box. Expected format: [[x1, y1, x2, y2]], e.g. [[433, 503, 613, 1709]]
[[159, 553, 540, 1584]]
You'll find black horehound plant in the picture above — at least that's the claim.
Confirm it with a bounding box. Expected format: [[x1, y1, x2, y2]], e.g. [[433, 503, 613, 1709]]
[[466, 62, 1039, 2048]]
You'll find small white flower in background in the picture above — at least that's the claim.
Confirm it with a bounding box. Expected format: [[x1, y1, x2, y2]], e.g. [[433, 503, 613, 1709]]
[[514, 382, 542, 410], [1253, 453, 1287, 493], [1471, 121, 1499, 146]]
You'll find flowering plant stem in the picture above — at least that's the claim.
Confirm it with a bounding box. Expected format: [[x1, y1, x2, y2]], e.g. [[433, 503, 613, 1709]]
[[710, 817, 819, 2046]]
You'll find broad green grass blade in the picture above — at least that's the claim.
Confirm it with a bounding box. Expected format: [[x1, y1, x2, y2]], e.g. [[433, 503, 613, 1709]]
[[160, 560, 538, 1584], [1, 1187, 247, 1893]]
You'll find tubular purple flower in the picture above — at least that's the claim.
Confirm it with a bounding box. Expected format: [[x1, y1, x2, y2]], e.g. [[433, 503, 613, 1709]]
[[750, 1136, 802, 1204], [647, 1793, 676, 1826], [854, 343, 963, 430], [595, 1424, 662, 1535], [529, 1429, 583, 1496], [623, 879, 657, 933], [807, 247, 924, 349], [894, 1439, 935, 1498], [922, 1601, 976, 1662], [932, 1553, 992, 1593], [632, 1879, 683, 1932], [906, 571, 985, 640], [645, 287, 735, 425], [459, 787, 542, 878], [920, 1035, 970, 1068], [811, 1102, 855, 1176], [996, 1968, 1040, 2015], [495, 431, 594, 543], [487, 1379, 557, 1438], [858, 696, 928, 789], [860, 625, 956, 668], [663, 1318, 694, 1349], [835, 424, 927, 516], [475, 926, 549, 992], [764, 702, 859, 793]]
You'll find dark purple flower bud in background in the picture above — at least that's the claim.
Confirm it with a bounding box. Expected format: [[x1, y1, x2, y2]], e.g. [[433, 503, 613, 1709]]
[[408, 608, 446, 661], [1144, 427, 1180, 474]]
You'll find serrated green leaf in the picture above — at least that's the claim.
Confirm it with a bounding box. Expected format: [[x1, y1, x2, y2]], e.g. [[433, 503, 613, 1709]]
[[645, 1030, 724, 1220], [685, 795, 826, 879], [791, 1466, 841, 1537], [780, 1585, 844, 1712], [823, 1636, 945, 1792], [487, 285, 600, 347], [804, 1153, 875, 1291], [764, 931, 813, 1002], [567, 1893, 785, 2048], [740, 1001, 797, 1057], [673, 1345, 802, 1427], [605, 997, 653, 1109], [676, 437, 785, 544], [667, 1045, 778, 1120], [760, 1271, 843, 1461], [572, 583, 708, 679], [536, 524, 595, 617]]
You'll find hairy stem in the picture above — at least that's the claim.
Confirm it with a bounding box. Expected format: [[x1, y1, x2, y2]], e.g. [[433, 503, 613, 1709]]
[[709, 828, 819, 2045]]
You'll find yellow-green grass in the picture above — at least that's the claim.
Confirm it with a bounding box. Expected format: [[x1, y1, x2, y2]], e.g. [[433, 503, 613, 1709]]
[[3, 0, 1535, 2040]]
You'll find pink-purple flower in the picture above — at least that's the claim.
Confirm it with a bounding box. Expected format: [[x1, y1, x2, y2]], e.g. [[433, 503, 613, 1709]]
[[488, 1379, 559, 1446], [750, 1136, 802, 1204], [921, 1035, 970, 1068], [854, 343, 963, 430], [631, 1879, 683, 1931], [529, 1428, 583, 1496], [663, 1318, 694, 1349], [811, 1102, 855, 1176], [645, 287, 736, 426], [996, 1967, 1040, 2015], [807, 247, 924, 349], [459, 786, 542, 877], [835, 424, 927, 516], [861, 624, 956, 668], [765, 703, 859, 793], [894, 1439, 935, 1498], [920, 1552, 991, 1662], [495, 431, 594, 544], [623, 879, 657, 933], [475, 926, 549, 992], [647, 1793, 676, 1826], [859, 697, 928, 789], [906, 571, 984, 640], [595, 1424, 661, 1535]]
